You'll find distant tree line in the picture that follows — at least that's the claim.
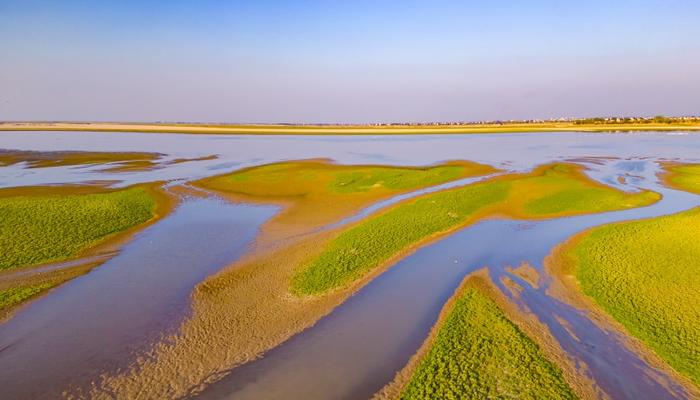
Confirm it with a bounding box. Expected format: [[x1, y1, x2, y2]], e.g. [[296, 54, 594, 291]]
[[573, 116, 700, 125]]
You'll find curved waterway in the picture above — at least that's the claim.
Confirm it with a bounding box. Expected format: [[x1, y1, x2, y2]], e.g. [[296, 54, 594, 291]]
[[195, 161, 700, 400], [0, 193, 277, 399], [2, 131, 700, 399]]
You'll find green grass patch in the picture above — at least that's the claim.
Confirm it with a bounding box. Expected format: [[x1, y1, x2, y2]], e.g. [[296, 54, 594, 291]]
[[664, 163, 700, 194], [401, 283, 577, 399], [519, 164, 660, 216], [197, 160, 496, 199], [329, 165, 467, 193], [294, 181, 510, 294], [0, 186, 156, 271], [293, 163, 659, 295], [570, 208, 700, 385], [0, 283, 54, 311]]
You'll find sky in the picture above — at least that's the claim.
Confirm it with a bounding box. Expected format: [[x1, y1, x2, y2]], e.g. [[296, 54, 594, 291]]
[[1, 0, 699, 123]]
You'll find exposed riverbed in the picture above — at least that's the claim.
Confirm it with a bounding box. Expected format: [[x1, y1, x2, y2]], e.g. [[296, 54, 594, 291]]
[[1, 131, 699, 399]]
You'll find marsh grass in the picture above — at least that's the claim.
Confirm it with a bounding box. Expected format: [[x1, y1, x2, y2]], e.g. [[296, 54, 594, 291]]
[[571, 208, 700, 385], [195, 159, 498, 234], [294, 181, 510, 294], [663, 163, 700, 194], [198, 159, 495, 198], [0, 186, 156, 271], [0, 283, 54, 311], [400, 279, 577, 400], [294, 163, 659, 295]]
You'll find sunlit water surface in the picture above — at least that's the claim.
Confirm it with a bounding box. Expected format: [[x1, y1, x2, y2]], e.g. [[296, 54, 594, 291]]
[[1, 131, 699, 399]]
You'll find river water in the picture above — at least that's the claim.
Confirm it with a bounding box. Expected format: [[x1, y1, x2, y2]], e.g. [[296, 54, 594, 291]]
[[1, 131, 699, 399]]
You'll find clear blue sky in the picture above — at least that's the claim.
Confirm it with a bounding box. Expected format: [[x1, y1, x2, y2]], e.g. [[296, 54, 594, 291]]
[[1, 0, 699, 123]]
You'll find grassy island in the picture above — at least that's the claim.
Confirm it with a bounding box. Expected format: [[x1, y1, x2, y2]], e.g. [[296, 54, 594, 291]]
[[195, 159, 498, 233], [294, 163, 659, 295], [662, 163, 700, 194], [550, 163, 700, 387], [93, 161, 660, 399], [381, 274, 580, 400], [0, 183, 168, 316], [0, 185, 158, 271]]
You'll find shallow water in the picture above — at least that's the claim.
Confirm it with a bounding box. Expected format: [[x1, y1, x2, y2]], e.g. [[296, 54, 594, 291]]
[[2, 131, 700, 399], [0, 195, 277, 399], [195, 161, 700, 400], [2, 131, 700, 187]]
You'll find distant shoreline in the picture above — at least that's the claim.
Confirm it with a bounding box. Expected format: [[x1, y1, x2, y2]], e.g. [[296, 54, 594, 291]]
[[1, 121, 699, 135]]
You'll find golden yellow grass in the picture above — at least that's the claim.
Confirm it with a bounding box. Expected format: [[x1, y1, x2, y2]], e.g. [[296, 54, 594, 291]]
[[374, 269, 602, 400], [88, 162, 658, 399]]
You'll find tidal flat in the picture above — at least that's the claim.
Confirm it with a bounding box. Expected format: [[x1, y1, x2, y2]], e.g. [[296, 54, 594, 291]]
[[548, 163, 700, 389], [1, 131, 699, 399], [379, 271, 582, 400], [0, 179, 174, 321]]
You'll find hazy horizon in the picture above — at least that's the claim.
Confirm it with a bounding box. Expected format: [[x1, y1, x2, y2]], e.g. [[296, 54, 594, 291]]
[[2, 1, 699, 124]]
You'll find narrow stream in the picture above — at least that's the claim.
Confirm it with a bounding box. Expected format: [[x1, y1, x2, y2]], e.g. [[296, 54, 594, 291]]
[[0, 193, 277, 399], [196, 161, 700, 400]]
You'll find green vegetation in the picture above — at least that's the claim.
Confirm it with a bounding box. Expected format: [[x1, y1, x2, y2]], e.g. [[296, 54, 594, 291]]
[[0, 186, 156, 271], [0, 283, 54, 311], [294, 182, 509, 294], [196, 160, 497, 229], [568, 208, 700, 385], [293, 163, 659, 295], [329, 165, 468, 193], [664, 163, 700, 194], [401, 281, 576, 399], [198, 160, 495, 198], [573, 116, 700, 125], [522, 171, 657, 216]]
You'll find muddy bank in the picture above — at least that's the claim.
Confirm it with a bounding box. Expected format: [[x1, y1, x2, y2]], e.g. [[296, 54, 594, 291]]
[[0, 182, 176, 322], [0, 189, 275, 400], [375, 269, 601, 399], [546, 227, 700, 399], [92, 163, 660, 398]]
